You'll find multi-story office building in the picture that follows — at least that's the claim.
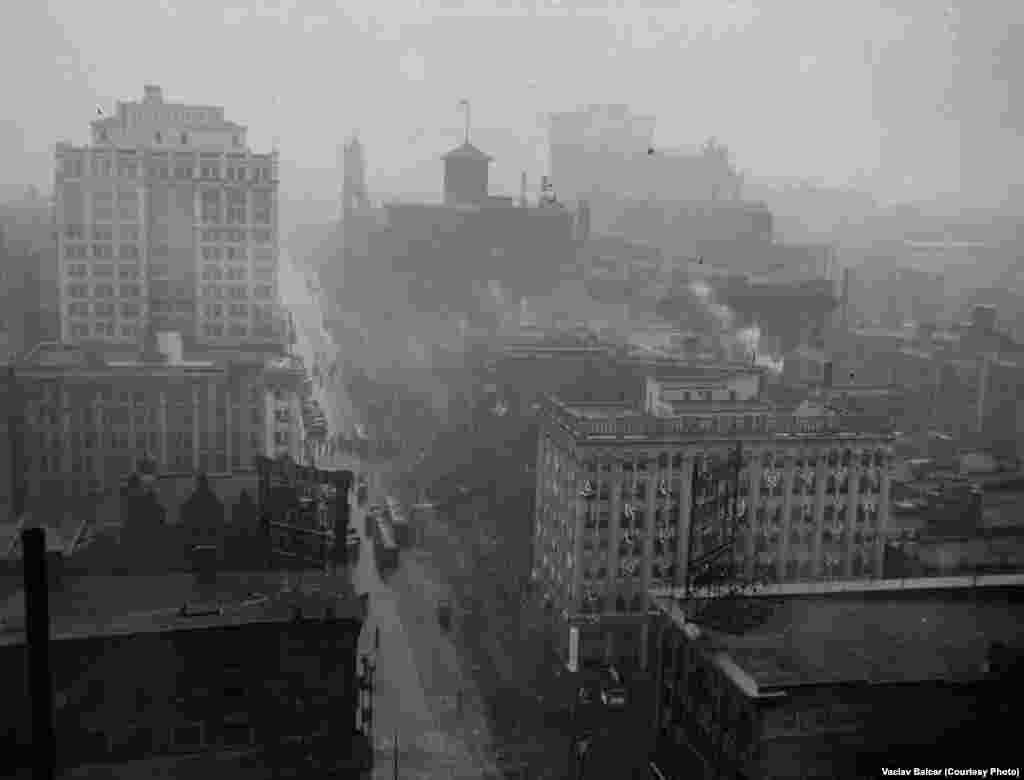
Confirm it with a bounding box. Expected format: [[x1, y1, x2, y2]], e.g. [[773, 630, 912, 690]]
[[54, 85, 284, 352], [2, 336, 305, 509], [531, 366, 893, 668]]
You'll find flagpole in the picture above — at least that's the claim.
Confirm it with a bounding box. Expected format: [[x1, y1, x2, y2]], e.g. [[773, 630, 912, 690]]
[[459, 100, 470, 145]]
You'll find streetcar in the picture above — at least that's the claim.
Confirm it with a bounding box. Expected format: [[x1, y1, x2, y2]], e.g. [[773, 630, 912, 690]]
[[373, 514, 399, 577]]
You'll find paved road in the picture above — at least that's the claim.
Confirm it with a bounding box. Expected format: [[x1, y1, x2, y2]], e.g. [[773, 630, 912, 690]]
[[345, 469, 498, 778], [278, 249, 354, 446]]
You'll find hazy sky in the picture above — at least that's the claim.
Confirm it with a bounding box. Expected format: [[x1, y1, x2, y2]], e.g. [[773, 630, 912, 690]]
[[1, 0, 1021, 209]]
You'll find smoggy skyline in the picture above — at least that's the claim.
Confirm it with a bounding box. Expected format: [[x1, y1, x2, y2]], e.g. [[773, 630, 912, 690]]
[[1, 0, 1021, 210]]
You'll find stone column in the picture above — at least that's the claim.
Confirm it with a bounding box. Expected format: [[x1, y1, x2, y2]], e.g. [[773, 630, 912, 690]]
[[192, 383, 201, 472], [641, 455, 657, 594], [208, 382, 217, 472], [93, 395, 105, 490], [876, 448, 891, 575], [675, 454, 694, 591], [60, 385, 71, 495], [264, 388, 274, 459], [225, 382, 233, 471], [572, 467, 586, 621], [194, 187, 204, 342], [608, 454, 623, 612], [845, 455, 861, 578], [778, 454, 796, 581], [127, 391, 136, 467], [812, 448, 828, 580]]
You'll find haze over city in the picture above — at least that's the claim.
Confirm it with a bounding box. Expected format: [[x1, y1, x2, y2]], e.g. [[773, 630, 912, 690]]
[[2, 2, 1024, 778], [2, 0, 1022, 211]]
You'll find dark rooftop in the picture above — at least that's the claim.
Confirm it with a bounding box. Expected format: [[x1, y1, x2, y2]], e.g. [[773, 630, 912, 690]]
[[0, 571, 364, 646], [658, 589, 1024, 693]]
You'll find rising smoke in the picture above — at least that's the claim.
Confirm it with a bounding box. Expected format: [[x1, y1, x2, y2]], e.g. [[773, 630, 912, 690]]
[[688, 279, 764, 364]]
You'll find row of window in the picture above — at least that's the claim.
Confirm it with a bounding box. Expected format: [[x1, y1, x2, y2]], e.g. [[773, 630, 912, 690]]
[[200, 209, 272, 225], [70, 322, 134, 338], [30, 383, 269, 407], [203, 323, 277, 339], [201, 246, 249, 261], [201, 228, 273, 243], [203, 303, 253, 319], [31, 404, 264, 431], [66, 263, 141, 279], [90, 207, 139, 223], [150, 300, 195, 314], [201, 265, 248, 281], [199, 284, 274, 299], [578, 591, 648, 614], [60, 155, 273, 183], [28, 431, 261, 463], [575, 476, 881, 506], [67, 284, 143, 298], [572, 449, 889, 474], [65, 244, 141, 260], [68, 302, 142, 318], [65, 226, 141, 241]]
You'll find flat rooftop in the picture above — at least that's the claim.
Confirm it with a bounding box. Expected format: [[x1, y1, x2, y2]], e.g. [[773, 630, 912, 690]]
[[0, 571, 364, 646], [547, 396, 893, 441], [655, 587, 1024, 693]]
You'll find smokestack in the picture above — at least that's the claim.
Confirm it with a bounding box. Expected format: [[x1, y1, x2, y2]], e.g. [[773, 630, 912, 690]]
[[22, 528, 56, 780], [520, 171, 527, 207]]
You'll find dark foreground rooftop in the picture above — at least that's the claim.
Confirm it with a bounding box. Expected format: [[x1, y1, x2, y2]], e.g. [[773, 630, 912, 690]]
[[0, 570, 364, 646]]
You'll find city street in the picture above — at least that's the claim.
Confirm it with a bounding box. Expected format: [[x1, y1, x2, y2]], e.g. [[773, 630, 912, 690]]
[[278, 248, 355, 461], [347, 493, 499, 778]]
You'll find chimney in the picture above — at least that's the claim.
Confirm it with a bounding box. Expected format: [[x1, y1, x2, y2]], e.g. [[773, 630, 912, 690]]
[[520, 171, 527, 207], [143, 84, 163, 103]]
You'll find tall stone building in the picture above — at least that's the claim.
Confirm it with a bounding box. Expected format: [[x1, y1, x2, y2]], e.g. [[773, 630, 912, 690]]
[[54, 85, 285, 353]]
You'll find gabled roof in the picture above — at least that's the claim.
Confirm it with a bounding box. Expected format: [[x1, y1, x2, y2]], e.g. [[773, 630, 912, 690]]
[[441, 142, 493, 162]]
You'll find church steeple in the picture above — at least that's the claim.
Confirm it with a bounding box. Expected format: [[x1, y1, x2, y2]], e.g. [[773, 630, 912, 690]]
[[341, 133, 369, 217]]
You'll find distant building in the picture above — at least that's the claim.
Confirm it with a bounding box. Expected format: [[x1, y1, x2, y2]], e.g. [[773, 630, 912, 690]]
[[0, 201, 60, 360], [0, 337, 305, 518], [650, 588, 1024, 778], [531, 376, 893, 669], [55, 85, 286, 353], [548, 106, 741, 205], [379, 138, 576, 310], [0, 571, 371, 777]]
